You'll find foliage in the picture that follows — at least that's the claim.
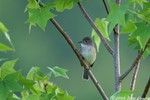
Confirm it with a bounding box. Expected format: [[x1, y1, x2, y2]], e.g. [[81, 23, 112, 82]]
[[110, 90, 134, 100], [0, 59, 74, 100], [92, 18, 110, 52], [0, 22, 14, 52], [0, 0, 150, 99], [0, 21, 74, 99], [26, 0, 82, 32], [26, 0, 150, 58], [25, 0, 150, 98]]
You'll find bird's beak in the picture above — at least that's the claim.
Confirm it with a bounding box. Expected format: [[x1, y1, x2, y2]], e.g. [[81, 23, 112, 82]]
[[78, 41, 82, 43]]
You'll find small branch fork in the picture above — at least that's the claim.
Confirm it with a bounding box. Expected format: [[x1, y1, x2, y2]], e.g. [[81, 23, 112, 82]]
[[101, 0, 150, 89], [103, 0, 122, 92], [120, 39, 150, 81], [37, 0, 149, 99], [50, 19, 109, 100]]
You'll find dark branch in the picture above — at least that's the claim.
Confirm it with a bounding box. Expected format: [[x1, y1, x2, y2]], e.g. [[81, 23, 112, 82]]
[[120, 39, 150, 81], [50, 18, 109, 100], [142, 77, 150, 98], [130, 57, 140, 90], [102, 0, 119, 35], [102, 0, 109, 14], [77, 2, 113, 55]]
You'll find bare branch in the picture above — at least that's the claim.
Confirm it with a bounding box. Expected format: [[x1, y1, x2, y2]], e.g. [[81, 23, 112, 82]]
[[50, 18, 109, 100], [142, 77, 150, 98], [112, 0, 122, 92], [102, 0, 109, 14], [130, 57, 140, 90], [77, 2, 113, 55], [113, 25, 121, 92], [120, 39, 150, 81]]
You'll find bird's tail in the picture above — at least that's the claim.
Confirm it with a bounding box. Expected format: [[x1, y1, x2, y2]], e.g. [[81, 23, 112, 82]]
[[83, 69, 89, 80]]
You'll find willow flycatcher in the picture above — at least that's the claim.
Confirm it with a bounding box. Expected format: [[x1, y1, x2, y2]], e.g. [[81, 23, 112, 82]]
[[78, 37, 96, 80]]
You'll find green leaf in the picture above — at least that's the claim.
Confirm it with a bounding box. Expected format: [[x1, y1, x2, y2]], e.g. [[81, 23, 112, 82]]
[[26, 94, 40, 100], [121, 20, 137, 34], [48, 66, 69, 79], [93, 18, 110, 39], [26, 0, 40, 10], [19, 78, 35, 90], [27, 3, 55, 31], [54, 0, 74, 12], [107, 2, 128, 33], [0, 42, 13, 51], [110, 90, 134, 100], [40, 93, 55, 100], [0, 59, 18, 79], [91, 30, 101, 52], [0, 72, 23, 100], [0, 22, 13, 46], [21, 91, 32, 100], [138, 2, 150, 22], [129, 0, 147, 8], [7, 92, 21, 100], [0, 22, 8, 33], [26, 67, 47, 81], [57, 92, 74, 100], [0, 78, 9, 100], [92, 18, 110, 52], [128, 22, 150, 49], [3, 72, 23, 92]]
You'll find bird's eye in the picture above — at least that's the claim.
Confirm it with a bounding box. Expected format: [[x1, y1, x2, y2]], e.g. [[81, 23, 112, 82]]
[[85, 40, 87, 43]]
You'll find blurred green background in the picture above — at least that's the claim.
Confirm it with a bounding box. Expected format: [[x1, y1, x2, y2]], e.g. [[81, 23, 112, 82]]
[[0, 0, 149, 100]]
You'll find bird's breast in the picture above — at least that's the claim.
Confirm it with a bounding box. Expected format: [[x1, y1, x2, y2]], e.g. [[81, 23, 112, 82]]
[[80, 44, 96, 65]]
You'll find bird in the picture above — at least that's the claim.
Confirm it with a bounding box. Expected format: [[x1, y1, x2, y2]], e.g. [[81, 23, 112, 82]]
[[78, 37, 96, 80]]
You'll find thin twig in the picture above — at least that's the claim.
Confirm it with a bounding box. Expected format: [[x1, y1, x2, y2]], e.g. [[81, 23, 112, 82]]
[[130, 58, 140, 90], [102, 0, 119, 35], [102, 0, 109, 14], [120, 39, 150, 81], [77, 2, 113, 55], [142, 77, 150, 98], [50, 18, 109, 100]]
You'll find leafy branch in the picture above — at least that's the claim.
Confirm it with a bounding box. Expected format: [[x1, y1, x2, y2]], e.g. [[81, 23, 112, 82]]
[[0, 57, 73, 100], [50, 18, 109, 100], [77, 2, 113, 55], [102, 0, 150, 93], [102, 0, 121, 92], [25, 0, 150, 99]]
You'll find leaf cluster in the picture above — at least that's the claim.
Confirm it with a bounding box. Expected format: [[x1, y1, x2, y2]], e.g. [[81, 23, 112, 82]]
[[26, 0, 83, 31], [92, 0, 150, 58], [26, 0, 150, 58], [0, 59, 74, 100]]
